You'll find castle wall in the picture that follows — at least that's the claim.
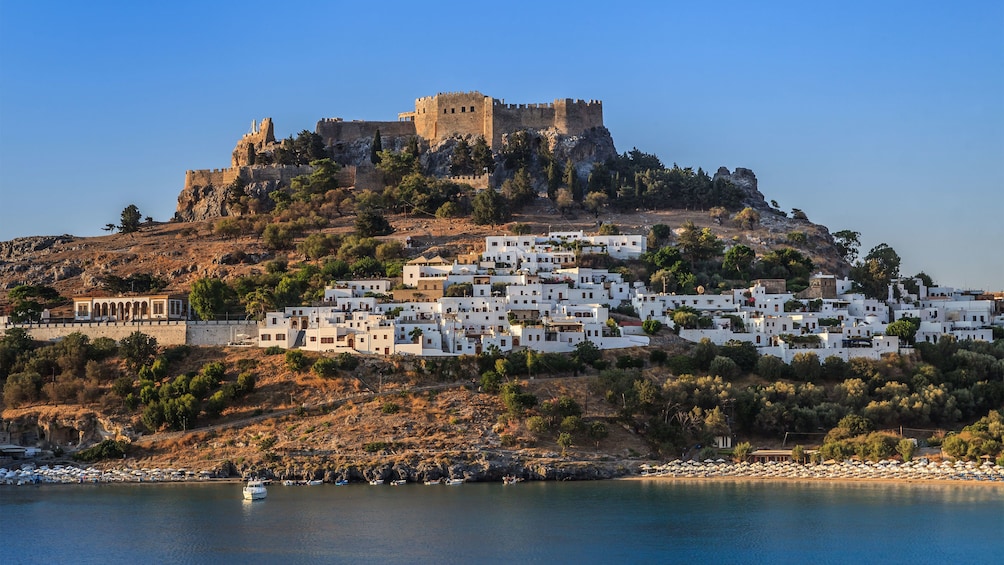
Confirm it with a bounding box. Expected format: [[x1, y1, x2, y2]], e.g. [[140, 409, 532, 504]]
[[553, 99, 603, 138], [316, 119, 416, 148], [184, 165, 315, 192], [414, 92, 491, 143], [489, 101, 558, 148]]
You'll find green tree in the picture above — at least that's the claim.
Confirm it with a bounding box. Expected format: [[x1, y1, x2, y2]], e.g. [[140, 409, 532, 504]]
[[791, 444, 805, 463], [376, 150, 419, 187], [732, 207, 760, 229], [370, 129, 382, 164], [722, 244, 755, 275], [285, 350, 308, 371], [896, 439, 916, 461], [7, 285, 63, 323], [471, 135, 494, 174], [471, 189, 510, 226], [709, 356, 740, 379], [557, 431, 573, 455], [709, 206, 729, 225], [563, 160, 581, 202], [886, 318, 920, 345], [355, 210, 393, 237], [119, 331, 158, 372], [851, 243, 901, 299], [449, 137, 473, 176], [732, 441, 752, 462], [119, 204, 142, 234], [588, 421, 609, 445], [833, 230, 861, 264], [189, 278, 237, 320], [584, 191, 608, 217], [642, 319, 662, 335]]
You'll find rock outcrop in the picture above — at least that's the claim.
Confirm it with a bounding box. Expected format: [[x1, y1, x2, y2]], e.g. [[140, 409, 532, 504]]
[[713, 166, 769, 210]]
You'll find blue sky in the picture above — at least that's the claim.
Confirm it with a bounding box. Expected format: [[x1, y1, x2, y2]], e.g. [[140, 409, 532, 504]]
[[1, 1, 1001, 290]]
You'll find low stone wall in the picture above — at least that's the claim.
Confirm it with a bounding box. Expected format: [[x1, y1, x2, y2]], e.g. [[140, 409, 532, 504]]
[[2, 321, 258, 347]]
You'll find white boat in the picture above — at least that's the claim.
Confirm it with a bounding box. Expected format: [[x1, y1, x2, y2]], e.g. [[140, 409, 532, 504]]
[[243, 479, 267, 500], [390, 479, 407, 486], [445, 478, 464, 485], [369, 479, 385, 485], [425, 479, 442, 485], [306, 479, 323, 486]]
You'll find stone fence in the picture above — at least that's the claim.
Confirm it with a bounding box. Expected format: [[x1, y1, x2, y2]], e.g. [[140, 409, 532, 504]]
[[1, 320, 259, 347]]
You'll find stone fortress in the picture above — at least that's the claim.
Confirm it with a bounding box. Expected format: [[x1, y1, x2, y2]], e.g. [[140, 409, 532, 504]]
[[182, 91, 605, 204]]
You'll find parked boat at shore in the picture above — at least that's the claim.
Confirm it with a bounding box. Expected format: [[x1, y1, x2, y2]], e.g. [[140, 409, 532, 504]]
[[243, 479, 267, 500]]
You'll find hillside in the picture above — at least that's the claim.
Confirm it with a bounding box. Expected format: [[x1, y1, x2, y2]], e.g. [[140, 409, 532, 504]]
[[0, 201, 847, 300]]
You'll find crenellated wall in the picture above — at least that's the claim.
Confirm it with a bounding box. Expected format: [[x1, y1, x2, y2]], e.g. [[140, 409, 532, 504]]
[[316, 118, 416, 149], [184, 164, 316, 192]]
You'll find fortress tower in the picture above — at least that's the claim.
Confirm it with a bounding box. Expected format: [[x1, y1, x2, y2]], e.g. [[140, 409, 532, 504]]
[[398, 91, 603, 149]]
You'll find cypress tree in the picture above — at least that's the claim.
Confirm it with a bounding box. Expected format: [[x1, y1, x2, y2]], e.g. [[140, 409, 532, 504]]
[[370, 129, 383, 165]]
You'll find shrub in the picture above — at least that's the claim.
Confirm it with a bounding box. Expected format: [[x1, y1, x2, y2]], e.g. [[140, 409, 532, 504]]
[[641, 319, 662, 335], [709, 356, 740, 379], [237, 372, 256, 395], [560, 415, 584, 433], [264, 346, 284, 355], [381, 402, 401, 414], [312, 358, 338, 378], [73, 440, 128, 462], [649, 350, 668, 365], [480, 371, 502, 394], [588, 421, 608, 441], [527, 415, 548, 434], [363, 441, 390, 453], [285, 350, 308, 371]]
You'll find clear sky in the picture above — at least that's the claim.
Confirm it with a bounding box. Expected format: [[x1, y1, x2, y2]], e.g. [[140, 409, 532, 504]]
[[1, 1, 1001, 290]]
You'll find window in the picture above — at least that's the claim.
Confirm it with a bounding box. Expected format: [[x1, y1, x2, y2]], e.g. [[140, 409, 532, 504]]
[[310, 336, 316, 342], [277, 334, 285, 340], [261, 334, 271, 341], [321, 337, 334, 344], [470, 106, 474, 112], [461, 107, 466, 113], [451, 108, 455, 113]]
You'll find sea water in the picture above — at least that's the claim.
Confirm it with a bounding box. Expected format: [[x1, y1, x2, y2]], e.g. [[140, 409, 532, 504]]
[[2, 480, 1002, 564]]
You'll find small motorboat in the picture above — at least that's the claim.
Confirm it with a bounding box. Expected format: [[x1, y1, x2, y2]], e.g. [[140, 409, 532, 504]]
[[335, 479, 349, 486], [445, 478, 464, 485], [369, 479, 385, 485], [390, 479, 407, 486], [306, 479, 323, 486], [243, 479, 267, 500]]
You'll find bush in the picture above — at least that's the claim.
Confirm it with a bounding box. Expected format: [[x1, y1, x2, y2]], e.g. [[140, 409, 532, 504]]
[[312, 358, 338, 378], [649, 350, 668, 365], [264, 346, 284, 355], [642, 319, 662, 335], [588, 421, 608, 441], [285, 350, 308, 371], [709, 356, 740, 379], [73, 440, 128, 462], [480, 371, 502, 394], [527, 415, 548, 434], [381, 402, 401, 414], [560, 415, 584, 433], [237, 372, 256, 395], [363, 441, 390, 453], [200, 361, 226, 384]]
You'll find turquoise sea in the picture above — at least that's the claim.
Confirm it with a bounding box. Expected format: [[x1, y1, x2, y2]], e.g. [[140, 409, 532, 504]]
[[2, 480, 1002, 564]]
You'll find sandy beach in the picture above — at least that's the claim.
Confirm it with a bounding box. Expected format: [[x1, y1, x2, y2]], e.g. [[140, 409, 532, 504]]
[[625, 459, 1004, 487]]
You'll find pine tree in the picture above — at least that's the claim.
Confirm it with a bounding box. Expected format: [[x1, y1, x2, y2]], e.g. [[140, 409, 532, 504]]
[[471, 136, 494, 174]]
